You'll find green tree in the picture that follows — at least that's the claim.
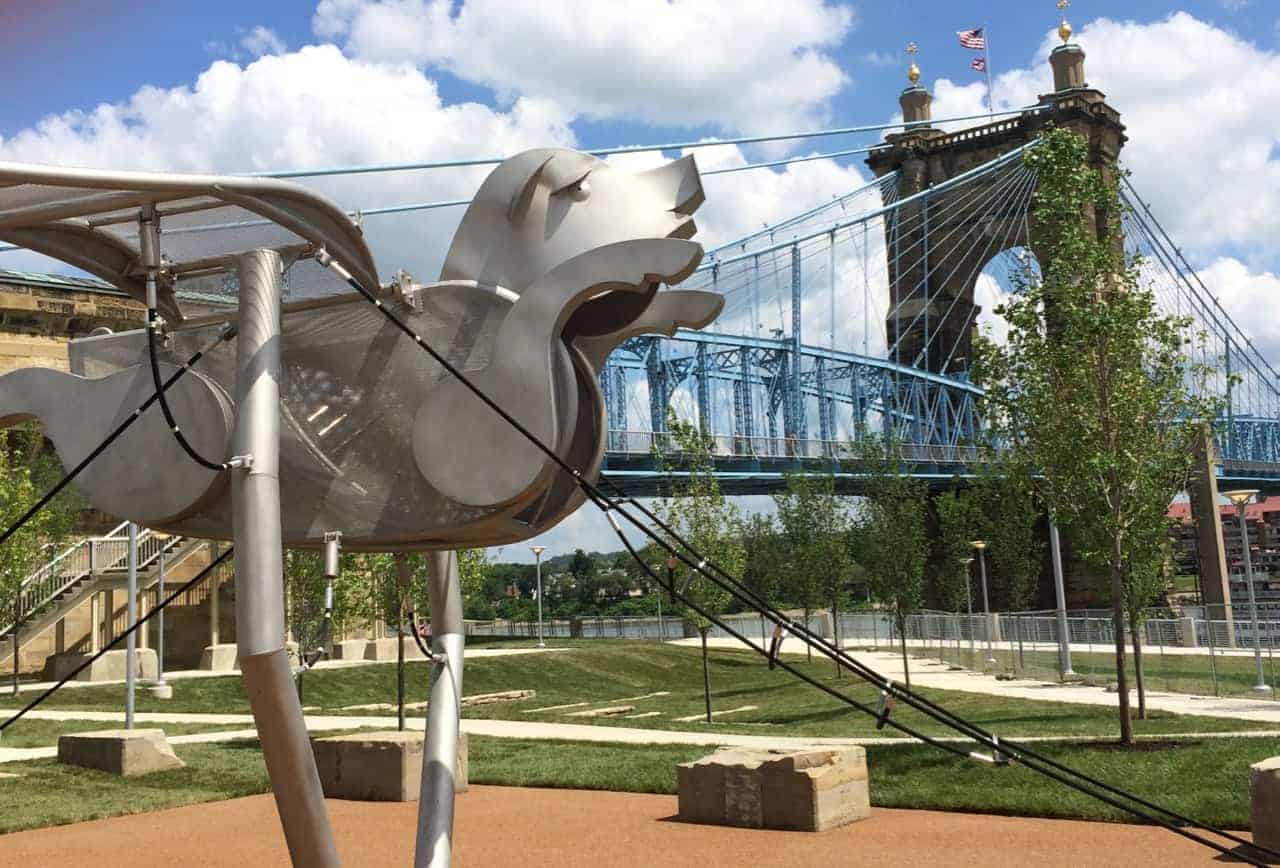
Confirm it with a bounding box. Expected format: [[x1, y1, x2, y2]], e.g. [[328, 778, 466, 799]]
[[974, 128, 1226, 745], [773, 471, 851, 672], [655, 412, 743, 723], [855, 437, 929, 688], [0, 426, 77, 692], [932, 489, 980, 614], [741, 513, 781, 644], [970, 460, 1043, 613]]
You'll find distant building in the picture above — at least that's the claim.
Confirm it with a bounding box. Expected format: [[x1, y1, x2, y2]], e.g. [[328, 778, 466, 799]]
[[1169, 499, 1280, 610]]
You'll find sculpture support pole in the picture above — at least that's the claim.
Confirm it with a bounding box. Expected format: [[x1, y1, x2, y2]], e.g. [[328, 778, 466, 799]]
[[233, 248, 340, 868], [416, 550, 464, 868]]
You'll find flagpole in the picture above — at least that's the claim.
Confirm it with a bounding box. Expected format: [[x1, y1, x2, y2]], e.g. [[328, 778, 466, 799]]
[[983, 23, 996, 121]]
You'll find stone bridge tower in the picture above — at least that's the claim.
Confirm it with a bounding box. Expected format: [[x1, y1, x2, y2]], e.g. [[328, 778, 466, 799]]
[[865, 38, 1126, 375]]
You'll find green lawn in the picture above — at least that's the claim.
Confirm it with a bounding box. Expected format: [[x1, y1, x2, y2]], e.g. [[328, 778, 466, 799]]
[[0, 719, 247, 749], [0, 734, 1274, 835], [1, 642, 1270, 741]]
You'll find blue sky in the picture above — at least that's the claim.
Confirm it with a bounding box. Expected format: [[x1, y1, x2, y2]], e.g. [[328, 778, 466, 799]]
[[2, 0, 1279, 561]]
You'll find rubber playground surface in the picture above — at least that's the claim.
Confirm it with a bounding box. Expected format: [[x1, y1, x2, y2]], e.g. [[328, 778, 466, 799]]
[[0, 785, 1248, 867]]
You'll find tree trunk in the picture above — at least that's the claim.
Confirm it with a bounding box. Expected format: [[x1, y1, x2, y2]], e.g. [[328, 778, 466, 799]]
[[1129, 609, 1147, 721], [804, 606, 812, 663], [832, 595, 842, 679], [700, 628, 713, 724], [897, 611, 912, 689], [1109, 541, 1134, 745]]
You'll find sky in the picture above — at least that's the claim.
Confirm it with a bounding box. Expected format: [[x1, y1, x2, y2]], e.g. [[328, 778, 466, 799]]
[[1, 0, 1279, 562]]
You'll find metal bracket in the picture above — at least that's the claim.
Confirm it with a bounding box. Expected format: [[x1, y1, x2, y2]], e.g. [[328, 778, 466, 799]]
[[390, 269, 426, 312], [225, 454, 254, 471]]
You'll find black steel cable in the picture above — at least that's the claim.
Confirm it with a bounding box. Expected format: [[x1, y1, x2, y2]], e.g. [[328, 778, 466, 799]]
[[611, 491, 1277, 860], [0, 326, 236, 548], [323, 253, 1272, 865], [146, 309, 230, 472], [1, 546, 233, 731], [606, 511, 973, 758]]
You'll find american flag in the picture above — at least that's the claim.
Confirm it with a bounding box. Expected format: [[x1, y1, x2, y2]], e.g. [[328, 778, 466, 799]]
[[971, 57, 988, 73], [957, 28, 986, 50]]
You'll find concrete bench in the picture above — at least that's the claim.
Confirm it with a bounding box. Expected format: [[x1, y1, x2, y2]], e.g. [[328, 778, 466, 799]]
[[312, 730, 468, 802], [677, 746, 869, 832]]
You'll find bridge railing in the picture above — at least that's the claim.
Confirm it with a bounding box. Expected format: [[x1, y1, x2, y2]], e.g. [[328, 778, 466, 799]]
[[606, 429, 989, 467]]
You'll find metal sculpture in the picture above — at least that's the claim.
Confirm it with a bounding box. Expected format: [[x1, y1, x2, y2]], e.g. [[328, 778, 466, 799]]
[[0, 149, 722, 867]]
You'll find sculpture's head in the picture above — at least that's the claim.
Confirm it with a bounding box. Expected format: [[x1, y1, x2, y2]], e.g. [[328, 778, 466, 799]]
[[441, 148, 703, 293]]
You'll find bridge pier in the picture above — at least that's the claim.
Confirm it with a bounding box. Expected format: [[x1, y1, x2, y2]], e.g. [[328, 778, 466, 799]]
[[1189, 428, 1236, 645]]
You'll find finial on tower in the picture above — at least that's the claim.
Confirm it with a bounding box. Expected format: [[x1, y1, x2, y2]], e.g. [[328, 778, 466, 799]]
[[905, 42, 921, 87], [1057, 0, 1073, 44]]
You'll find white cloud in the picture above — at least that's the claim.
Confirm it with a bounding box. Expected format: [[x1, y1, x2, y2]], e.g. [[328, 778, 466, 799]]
[[241, 26, 287, 58], [926, 13, 1280, 266], [317, 0, 855, 134]]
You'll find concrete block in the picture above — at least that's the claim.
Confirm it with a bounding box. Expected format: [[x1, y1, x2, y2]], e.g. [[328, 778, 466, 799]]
[[1251, 756, 1280, 851], [312, 730, 468, 802], [330, 639, 370, 661], [364, 636, 428, 662], [199, 641, 298, 671], [677, 746, 869, 832], [57, 729, 185, 776], [199, 643, 239, 671], [42, 649, 157, 683]]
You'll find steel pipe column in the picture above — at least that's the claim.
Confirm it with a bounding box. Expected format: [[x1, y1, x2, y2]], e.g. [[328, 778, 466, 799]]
[[232, 248, 340, 868], [416, 550, 465, 868]]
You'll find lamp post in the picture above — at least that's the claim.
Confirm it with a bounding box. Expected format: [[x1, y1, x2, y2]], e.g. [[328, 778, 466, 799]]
[[148, 533, 173, 699], [530, 545, 546, 648], [971, 540, 996, 666], [959, 557, 975, 664], [1225, 490, 1269, 693]]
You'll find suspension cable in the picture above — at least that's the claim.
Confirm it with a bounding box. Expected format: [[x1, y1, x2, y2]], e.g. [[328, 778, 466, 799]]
[[1, 546, 233, 731], [317, 250, 1275, 864]]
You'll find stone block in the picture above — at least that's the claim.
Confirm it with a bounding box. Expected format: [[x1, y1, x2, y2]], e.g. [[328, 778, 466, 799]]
[[199, 641, 298, 671], [199, 643, 239, 671], [57, 729, 185, 776], [330, 639, 370, 661], [364, 637, 429, 662], [677, 746, 869, 832], [312, 730, 468, 802], [42, 648, 157, 683], [1251, 756, 1280, 851]]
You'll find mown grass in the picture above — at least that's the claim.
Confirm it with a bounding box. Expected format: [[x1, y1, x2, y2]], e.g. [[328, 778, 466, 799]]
[[0, 718, 246, 749], [0, 734, 1274, 835], [0, 642, 1269, 741]]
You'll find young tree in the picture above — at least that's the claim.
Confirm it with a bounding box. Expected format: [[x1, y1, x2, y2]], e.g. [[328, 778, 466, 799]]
[[773, 471, 851, 673], [1123, 512, 1174, 719], [655, 412, 743, 723], [741, 512, 781, 645], [970, 459, 1044, 613], [932, 489, 980, 613], [974, 128, 1225, 745], [855, 437, 929, 688], [0, 426, 76, 692]]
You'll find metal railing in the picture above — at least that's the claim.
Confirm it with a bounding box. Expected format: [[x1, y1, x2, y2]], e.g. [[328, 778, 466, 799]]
[[606, 429, 989, 465], [5, 522, 185, 636]]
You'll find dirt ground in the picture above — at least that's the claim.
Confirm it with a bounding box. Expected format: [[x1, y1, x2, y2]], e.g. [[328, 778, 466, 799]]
[[0, 786, 1252, 866]]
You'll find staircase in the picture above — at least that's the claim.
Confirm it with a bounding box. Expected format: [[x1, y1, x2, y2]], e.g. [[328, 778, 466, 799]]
[[0, 523, 205, 668]]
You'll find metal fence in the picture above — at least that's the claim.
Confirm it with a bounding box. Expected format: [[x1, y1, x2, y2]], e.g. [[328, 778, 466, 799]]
[[466, 603, 1280, 701]]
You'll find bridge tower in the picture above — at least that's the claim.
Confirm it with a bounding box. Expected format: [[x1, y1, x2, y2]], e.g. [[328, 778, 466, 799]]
[[867, 36, 1235, 619], [865, 41, 1125, 375]]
